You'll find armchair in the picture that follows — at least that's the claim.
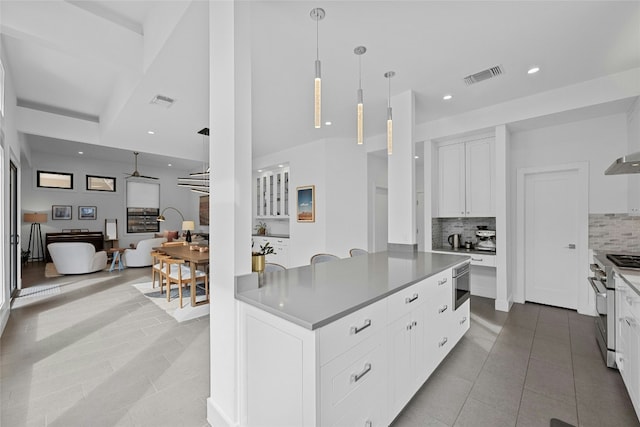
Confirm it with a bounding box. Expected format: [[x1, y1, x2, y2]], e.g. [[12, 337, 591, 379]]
[[123, 237, 167, 267], [47, 242, 107, 275]]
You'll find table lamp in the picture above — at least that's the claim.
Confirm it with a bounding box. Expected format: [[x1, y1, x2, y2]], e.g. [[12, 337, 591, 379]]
[[24, 212, 47, 262], [182, 221, 195, 243]]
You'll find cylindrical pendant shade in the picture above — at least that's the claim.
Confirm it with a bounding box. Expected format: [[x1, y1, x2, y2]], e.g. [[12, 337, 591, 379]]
[[387, 106, 393, 155], [357, 88, 364, 145], [315, 59, 322, 129]]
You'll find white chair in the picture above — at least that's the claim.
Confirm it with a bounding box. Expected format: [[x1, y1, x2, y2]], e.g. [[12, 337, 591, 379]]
[[310, 253, 339, 265], [163, 258, 209, 308], [47, 242, 107, 275], [349, 248, 368, 257], [123, 237, 167, 267], [264, 262, 286, 273]]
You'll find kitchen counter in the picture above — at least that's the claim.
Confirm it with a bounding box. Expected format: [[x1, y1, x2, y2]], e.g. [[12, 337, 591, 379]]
[[614, 266, 640, 297], [235, 251, 469, 330], [432, 246, 496, 256], [251, 234, 290, 238]]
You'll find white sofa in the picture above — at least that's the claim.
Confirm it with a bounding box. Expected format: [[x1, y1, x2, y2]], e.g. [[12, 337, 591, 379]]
[[48, 242, 108, 275], [123, 237, 167, 267]]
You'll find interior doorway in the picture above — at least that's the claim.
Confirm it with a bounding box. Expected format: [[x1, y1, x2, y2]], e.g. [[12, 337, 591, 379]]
[[517, 163, 588, 311], [374, 187, 388, 252], [9, 159, 18, 297]]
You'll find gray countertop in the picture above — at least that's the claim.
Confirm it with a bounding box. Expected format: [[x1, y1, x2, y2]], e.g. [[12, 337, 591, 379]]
[[235, 251, 470, 330], [615, 266, 640, 297], [432, 246, 497, 256]]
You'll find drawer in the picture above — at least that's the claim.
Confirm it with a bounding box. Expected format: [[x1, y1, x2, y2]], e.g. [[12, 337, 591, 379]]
[[451, 300, 471, 345], [469, 254, 496, 267], [320, 334, 386, 426], [621, 282, 640, 321], [387, 279, 428, 321], [319, 298, 387, 366], [328, 385, 384, 427]]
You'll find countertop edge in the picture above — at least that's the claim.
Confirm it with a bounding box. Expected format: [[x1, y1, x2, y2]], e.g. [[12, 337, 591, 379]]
[[615, 266, 640, 297]]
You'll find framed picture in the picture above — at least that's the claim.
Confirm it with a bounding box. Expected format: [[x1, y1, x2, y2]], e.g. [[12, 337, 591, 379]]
[[297, 185, 315, 222], [199, 195, 209, 226], [86, 175, 116, 192], [52, 205, 72, 220], [78, 206, 97, 220]]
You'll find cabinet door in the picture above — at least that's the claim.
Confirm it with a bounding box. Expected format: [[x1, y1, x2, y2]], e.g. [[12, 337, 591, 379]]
[[387, 313, 414, 416], [437, 143, 466, 217], [465, 138, 495, 217], [616, 276, 626, 371]]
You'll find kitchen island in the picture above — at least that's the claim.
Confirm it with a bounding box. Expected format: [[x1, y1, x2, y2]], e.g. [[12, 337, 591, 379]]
[[235, 251, 470, 426]]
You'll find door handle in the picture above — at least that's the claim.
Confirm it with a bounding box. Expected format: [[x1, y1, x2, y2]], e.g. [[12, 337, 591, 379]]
[[565, 244, 576, 249]]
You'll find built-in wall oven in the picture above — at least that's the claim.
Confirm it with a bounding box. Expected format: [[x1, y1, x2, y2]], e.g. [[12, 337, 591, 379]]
[[453, 262, 470, 310]]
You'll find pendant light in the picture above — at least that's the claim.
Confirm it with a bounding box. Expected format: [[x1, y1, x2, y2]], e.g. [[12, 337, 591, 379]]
[[177, 128, 210, 194], [384, 71, 395, 155], [354, 46, 367, 145], [310, 8, 325, 129]]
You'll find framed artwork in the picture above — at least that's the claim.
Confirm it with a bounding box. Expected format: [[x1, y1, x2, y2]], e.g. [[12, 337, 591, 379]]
[[52, 205, 72, 220], [199, 195, 209, 226], [87, 175, 116, 192], [297, 185, 315, 222], [78, 206, 97, 220]]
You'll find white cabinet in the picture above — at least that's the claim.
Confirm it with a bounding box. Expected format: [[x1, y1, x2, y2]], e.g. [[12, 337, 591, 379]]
[[436, 138, 495, 217], [615, 273, 640, 419], [255, 167, 290, 218]]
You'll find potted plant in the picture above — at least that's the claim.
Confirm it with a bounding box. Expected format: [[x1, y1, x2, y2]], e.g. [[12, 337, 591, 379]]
[[254, 221, 268, 236], [251, 241, 276, 272]]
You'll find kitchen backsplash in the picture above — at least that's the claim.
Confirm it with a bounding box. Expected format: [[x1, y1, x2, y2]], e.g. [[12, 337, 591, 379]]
[[432, 217, 496, 248], [590, 213, 640, 252]]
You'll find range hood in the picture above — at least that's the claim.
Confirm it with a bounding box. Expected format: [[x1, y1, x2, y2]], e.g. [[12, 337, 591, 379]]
[[605, 152, 640, 175]]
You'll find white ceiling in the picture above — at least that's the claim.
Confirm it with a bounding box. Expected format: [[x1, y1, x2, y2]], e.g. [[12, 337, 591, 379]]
[[1, 1, 639, 166]]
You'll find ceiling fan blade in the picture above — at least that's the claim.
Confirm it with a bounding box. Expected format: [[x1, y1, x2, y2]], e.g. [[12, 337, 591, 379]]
[[139, 175, 159, 180]]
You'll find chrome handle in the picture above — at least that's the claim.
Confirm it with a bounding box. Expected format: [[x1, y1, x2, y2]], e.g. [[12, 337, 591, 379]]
[[565, 244, 576, 249], [351, 319, 372, 335], [351, 363, 372, 383], [626, 318, 632, 326], [471, 257, 483, 262], [412, 320, 417, 327], [460, 316, 467, 325], [438, 305, 448, 314], [438, 278, 448, 286], [438, 337, 448, 347], [406, 324, 412, 331], [405, 293, 419, 304]]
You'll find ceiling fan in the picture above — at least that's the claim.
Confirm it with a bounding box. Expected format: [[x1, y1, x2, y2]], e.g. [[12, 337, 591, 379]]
[[125, 152, 158, 180]]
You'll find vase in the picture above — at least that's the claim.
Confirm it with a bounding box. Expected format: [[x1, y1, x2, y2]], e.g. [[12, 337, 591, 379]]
[[252, 254, 265, 272]]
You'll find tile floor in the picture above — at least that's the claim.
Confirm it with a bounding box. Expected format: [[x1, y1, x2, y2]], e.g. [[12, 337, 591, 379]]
[[2, 263, 639, 427]]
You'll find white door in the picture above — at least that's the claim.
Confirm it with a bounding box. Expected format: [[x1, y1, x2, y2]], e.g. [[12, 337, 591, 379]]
[[524, 169, 582, 309], [374, 187, 388, 252]]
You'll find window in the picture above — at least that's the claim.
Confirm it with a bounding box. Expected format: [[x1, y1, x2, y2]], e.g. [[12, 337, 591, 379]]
[[126, 181, 160, 233], [87, 175, 116, 192], [37, 171, 73, 189]]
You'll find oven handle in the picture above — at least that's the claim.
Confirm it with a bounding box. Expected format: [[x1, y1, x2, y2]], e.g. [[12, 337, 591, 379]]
[[588, 277, 607, 298]]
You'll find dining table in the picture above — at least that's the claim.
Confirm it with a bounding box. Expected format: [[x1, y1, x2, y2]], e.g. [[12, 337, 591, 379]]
[[154, 244, 210, 307]]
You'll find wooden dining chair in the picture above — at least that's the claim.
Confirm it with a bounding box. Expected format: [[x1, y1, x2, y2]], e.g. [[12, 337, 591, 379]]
[[151, 251, 171, 290], [163, 258, 209, 308]]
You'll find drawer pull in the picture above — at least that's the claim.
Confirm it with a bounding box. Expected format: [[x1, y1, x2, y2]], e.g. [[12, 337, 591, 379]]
[[405, 293, 419, 304], [351, 319, 372, 335], [460, 316, 467, 325], [438, 337, 448, 347], [412, 320, 417, 327], [438, 305, 448, 314], [351, 363, 372, 383], [471, 257, 483, 262], [438, 278, 448, 286]]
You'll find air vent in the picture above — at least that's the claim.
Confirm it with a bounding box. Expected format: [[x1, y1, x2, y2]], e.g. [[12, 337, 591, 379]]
[[464, 65, 504, 85], [150, 94, 175, 108]]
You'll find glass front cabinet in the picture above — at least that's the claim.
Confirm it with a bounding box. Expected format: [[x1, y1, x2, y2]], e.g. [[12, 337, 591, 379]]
[[256, 167, 289, 218]]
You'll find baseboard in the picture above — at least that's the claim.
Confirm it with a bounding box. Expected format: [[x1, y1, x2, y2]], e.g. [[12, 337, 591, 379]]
[[495, 298, 513, 312], [207, 397, 237, 427]]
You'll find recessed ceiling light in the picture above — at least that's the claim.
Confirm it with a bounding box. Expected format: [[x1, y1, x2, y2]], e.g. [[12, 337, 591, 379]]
[[527, 67, 540, 74], [278, 164, 284, 168], [168, 163, 172, 167], [147, 130, 155, 135], [257, 169, 263, 173], [414, 155, 419, 159], [443, 94, 453, 100], [325, 121, 332, 126], [78, 151, 83, 155]]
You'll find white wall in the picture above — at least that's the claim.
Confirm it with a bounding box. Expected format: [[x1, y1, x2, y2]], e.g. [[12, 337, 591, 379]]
[[510, 113, 629, 214], [21, 151, 197, 249], [367, 153, 388, 252], [254, 137, 369, 266]]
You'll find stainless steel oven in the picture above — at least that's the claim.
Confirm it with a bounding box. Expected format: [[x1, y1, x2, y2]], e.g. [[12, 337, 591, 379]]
[[588, 256, 616, 368], [453, 262, 470, 310]]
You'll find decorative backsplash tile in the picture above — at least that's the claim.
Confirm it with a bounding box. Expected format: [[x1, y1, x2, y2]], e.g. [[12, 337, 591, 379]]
[[589, 214, 640, 252], [432, 217, 496, 248]]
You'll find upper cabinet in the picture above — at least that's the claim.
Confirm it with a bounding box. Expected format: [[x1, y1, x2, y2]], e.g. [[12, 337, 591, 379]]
[[436, 137, 495, 217], [256, 166, 290, 218]]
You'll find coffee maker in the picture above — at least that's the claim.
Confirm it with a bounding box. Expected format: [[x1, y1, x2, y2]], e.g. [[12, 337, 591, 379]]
[[475, 228, 496, 252]]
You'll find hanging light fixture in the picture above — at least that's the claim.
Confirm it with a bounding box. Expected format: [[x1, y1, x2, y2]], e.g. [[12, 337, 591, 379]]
[[384, 71, 395, 155], [177, 127, 210, 194], [310, 7, 325, 129], [354, 46, 367, 145]]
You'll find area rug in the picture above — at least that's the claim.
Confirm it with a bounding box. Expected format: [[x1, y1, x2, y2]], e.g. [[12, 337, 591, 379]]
[[132, 281, 209, 322]]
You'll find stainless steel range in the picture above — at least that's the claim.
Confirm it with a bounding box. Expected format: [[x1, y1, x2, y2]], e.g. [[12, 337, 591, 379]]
[[589, 252, 640, 368]]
